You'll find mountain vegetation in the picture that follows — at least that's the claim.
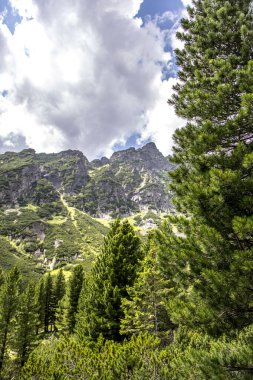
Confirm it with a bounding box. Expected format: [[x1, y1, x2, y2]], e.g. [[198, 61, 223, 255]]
[[0, 0, 252, 378], [0, 142, 172, 274], [0, 142, 173, 216]]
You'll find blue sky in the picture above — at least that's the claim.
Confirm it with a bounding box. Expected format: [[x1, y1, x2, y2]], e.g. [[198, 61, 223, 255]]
[[0, 0, 22, 33], [0, 0, 187, 158], [138, 0, 183, 18], [114, 0, 185, 152], [1, 0, 185, 33]]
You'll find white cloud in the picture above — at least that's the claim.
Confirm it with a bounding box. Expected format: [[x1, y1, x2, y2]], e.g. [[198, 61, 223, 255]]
[[181, 0, 192, 6], [138, 77, 184, 156], [153, 11, 178, 27], [169, 0, 191, 52], [0, 97, 65, 153], [0, 0, 184, 159]]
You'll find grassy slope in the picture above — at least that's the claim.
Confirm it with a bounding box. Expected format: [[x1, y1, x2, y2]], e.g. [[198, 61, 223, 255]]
[[0, 196, 108, 276]]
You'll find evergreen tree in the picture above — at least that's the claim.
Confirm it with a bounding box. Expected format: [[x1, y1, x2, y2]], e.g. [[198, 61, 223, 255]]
[[0, 267, 4, 288], [44, 273, 54, 333], [14, 282, 38, 368], [163, 0, 253, 333], [0, 267, 20, 372], [53, 269, 66, 330], [121, 239, 171, 339], [157, 217, 235, 334], [66, 264, 84, 334], [34, 277, 45, 335], [21, 333, 161, 380], [54, 269, 65, 304], [76, 219, 142, 341]]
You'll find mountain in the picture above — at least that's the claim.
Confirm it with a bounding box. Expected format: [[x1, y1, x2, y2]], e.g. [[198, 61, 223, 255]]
[[0, 142, 173, 215], [0, 143, 173, 274]]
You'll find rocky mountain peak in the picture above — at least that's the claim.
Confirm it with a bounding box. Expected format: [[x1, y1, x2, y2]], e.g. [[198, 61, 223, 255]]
[[19, 148, 36, 156], [139, 141, 157, 152], [0, 143, 174, 216], [58, 149, 86, 159], [110, 147, 136, 162]]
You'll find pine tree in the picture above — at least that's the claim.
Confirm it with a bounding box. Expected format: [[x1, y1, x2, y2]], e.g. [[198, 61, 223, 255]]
[[44, 273, 54, 333], [76, 219, 142, 341], [121, 239, 171, 339], [66, 264, 84, 334], [163, 0, 253, 333], [34, 277, 45, 335], [0, 267, 4, 288], [54, 269, 65, 304], [0, 267, 20, 372], [53, 268, 66, 330], [168, 0, 253, 240], [14, 282, 38, 368]]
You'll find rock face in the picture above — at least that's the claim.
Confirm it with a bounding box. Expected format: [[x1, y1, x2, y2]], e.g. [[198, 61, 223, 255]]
[[0, 149, 90, 207], [0, 143, 174, 216]]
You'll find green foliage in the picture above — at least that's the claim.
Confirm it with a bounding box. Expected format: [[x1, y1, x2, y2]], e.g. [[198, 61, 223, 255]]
[[160, 325, 253, 380], [21, 333, 161, 380], [2, 2, 253, 377], [156, 215, 253, 335], [14, 282, 38, 368], [0, 208, 40, 236], [32, 179, 59, 206], [76, 220, 143, 341], [43, 273, 55, 333], [0, 237, 40, 279], [37, 201, 65, 219], [0, 149, 35, 172], [169, 0, 253, 238], [121, 238, 172, 339], [0, 267, 21, 373], [0, 199, 108, 272], [21, 325, 253, 379], [54, 269, 65, 305], [35, 277, 45, 335], [162, 0, 253, 335], [65, 265, 84, 334]]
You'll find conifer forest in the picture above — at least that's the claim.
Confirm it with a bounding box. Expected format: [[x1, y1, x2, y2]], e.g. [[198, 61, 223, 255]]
[[0, 0, 253, 379]]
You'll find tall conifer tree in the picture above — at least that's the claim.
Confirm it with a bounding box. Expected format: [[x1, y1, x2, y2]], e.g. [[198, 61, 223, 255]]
[[0, 267, 20, 372], [66, 265, 84, 334], [121, 239, 171, 339], [54, 269, 65, 304], [14, 282, 38, 368], [53, 268, 66, 330], [169, 0, 253, 238], [163, 0, 253, 333], [76, 219, 142, 341], [44, 273, 54, 333], [0, 267, 4, 288], [34, 277, 45, 335]]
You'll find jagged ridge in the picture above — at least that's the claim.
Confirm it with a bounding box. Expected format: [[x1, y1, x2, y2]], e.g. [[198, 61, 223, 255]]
[[0, 142, 174, 217]]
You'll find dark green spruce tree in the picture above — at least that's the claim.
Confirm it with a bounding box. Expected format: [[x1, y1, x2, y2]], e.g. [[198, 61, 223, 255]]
[[54, 268, 65, 304], [53, 268, 66, 330], [44, 273, 54, 333], [34, 277, 45, 335], [65, 264, 84, 334], [121, 238, 171, 339], [0, 267, 20, 373], [76, 219, 142, 341], [163, 0, 253, 334], [14, 282, 38, 368], [0, 267, 4, 288]]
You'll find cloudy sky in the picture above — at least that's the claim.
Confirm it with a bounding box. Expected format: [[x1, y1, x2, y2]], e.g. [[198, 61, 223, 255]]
[[0, 0, 190, 159]]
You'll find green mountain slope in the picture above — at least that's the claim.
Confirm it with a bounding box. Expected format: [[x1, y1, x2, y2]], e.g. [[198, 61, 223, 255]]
[[0, 197, 108, 275], [0, 143, 173, 274]]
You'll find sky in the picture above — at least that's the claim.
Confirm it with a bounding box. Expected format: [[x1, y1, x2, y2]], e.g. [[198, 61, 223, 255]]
[[0, 0, 191, 159]]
